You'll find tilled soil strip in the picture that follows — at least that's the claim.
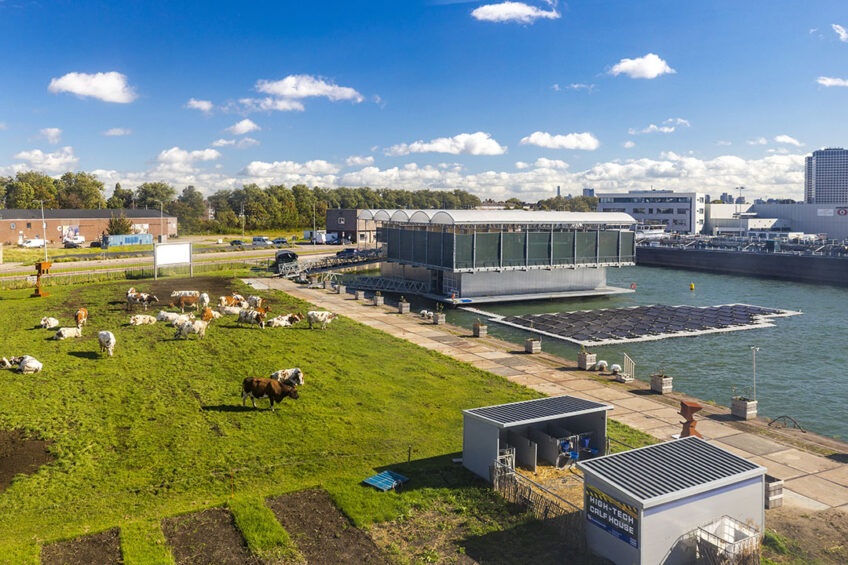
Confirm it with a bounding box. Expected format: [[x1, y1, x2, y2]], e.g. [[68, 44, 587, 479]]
[[41, 528, 123, 565], [162, 508, 259, 565]]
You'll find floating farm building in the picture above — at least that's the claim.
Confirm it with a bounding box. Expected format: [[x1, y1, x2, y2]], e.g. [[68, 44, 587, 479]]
[[358, 209, 636, 303]]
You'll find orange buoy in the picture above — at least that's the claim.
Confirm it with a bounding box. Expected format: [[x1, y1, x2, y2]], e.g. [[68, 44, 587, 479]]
[[630, 283, 637, 290]]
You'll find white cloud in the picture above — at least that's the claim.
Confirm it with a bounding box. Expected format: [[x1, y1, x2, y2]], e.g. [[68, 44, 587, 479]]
[[747, 137, 768, 145], [623, 140, 635, 148], [256, 74, 364, 102], [103, 127, 131, 136], [608, 53, 676, 79], [236, 97, 305, 112], [0, 122, 8, 131], [155, 147, 221, 174], [566, 83, 596, 92], [13, 146, 78, 172], [386, 132, 507, 156], [817, 76, 848, 87], [551, 83, 561, 91], [471, 2, 560, 24], [48, 71, 137, 103], [628, 118, 689, 135], [225, 119, 261, 135], [519, 131, 599, 150], [212, 138, 235, 147], [774, 134, 802, 146], [240, 159, 341, 187], [716, 140, 732, 146], [833, 24, 848, 42], [235, 137, 260, 149], [185, 98, 214, 113], [345, 155, 375, 167], [39, 128, 62, 144], [533, 157, 568, 169]]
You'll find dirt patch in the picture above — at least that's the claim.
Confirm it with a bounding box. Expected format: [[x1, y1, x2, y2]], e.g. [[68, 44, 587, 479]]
[[162, 507, 258, 565], [521, 464, 585, 509], [0, 429, 54, 493], [764, 507, 848, 564], [143, 276, 240, 303], [41, 527, 123, 565], [267, 489, 389, 565]]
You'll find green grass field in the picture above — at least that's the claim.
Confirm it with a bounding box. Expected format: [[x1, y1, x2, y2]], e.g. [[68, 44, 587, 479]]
[[0, 275, 655, 563]]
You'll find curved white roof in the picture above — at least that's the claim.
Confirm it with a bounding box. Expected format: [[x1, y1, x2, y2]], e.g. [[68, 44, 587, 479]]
[[358, 209, 398, 221], [390, 210, 412, 222], [359, 209, 635, 226], [407, 209, 441, 223]]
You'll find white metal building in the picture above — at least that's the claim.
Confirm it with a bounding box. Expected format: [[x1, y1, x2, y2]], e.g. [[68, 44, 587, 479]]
[[597, 191, 706, 234]]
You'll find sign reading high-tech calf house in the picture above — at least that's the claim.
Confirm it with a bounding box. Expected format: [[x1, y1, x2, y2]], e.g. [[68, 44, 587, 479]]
[[585, 484, 639, 548]]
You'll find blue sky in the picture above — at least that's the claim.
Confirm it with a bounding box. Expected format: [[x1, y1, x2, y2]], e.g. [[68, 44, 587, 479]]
[[1, 0, 847, 201]]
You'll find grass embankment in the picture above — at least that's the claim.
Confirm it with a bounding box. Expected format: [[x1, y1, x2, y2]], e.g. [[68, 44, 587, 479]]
[[0, 276, 652, 562]]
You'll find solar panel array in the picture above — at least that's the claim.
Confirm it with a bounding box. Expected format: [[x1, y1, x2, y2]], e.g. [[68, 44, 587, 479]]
[[466, 395, 610, 427], [503, 304, 781, 343], [579, 437, 762, 503]]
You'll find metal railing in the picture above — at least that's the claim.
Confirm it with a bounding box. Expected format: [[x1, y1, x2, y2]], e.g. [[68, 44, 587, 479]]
[[343, 275, 429, 295]]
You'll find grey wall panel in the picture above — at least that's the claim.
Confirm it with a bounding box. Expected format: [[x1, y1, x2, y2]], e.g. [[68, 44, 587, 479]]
[[457, 268, 607, 297], [462, 415, 502, 480], [507, 429, 537, 472], [529, 428, 561, 466]]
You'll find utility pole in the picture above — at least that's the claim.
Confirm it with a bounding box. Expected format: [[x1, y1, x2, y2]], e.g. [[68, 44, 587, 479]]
[[312, 201, 316, 247], [750, 346, 760, 401], [240, 203, 245, 238], [37, 199, 47, 263]]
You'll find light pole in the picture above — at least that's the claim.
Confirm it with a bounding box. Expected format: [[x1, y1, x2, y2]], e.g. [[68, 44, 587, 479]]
[[312, 201, 317, 249], [750, 346, 760, 401], [153, 199, 164, 241], [240, 203, 245, 238], [34, 199, 48, 263]]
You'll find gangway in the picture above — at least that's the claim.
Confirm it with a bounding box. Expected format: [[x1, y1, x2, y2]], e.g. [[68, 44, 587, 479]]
[[343, 276, 429, 295], [276, 251, 385, 277]]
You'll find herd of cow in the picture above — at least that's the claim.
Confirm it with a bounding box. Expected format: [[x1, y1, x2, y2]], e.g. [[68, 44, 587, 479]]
[[1, 286, 340, 410]]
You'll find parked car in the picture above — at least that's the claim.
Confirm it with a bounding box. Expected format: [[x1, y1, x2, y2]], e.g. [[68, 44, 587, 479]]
[[63, 235, 85, 245], [63, 241, 82, 249], [252, 236, 272, 246], [230, 239, 245, 246], [335, 248, 358, 259], [89, 241, 102, 248], [272, 237, 288, 246], [21, 238, 46, 248]]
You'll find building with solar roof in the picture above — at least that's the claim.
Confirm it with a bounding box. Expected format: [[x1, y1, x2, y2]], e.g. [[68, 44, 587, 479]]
[[577, 436, 766, 564], [462, 395, 612, 480], [357, 209, 636, 303]]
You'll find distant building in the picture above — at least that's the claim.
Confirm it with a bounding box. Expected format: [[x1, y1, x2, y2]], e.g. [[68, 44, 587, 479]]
[[720, 192, 734, 204], [583, 187, 595, 197], [805, 147, 848, 204], [596, 190, 706, 234], [705, 202, 848, 240], [556, 185, 561, 198], [325, 208, 376, 245], [0, 208, 177, 245]]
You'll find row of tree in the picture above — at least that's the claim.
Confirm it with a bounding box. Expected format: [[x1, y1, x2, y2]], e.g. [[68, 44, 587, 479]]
[[0, 170, 598, 235]]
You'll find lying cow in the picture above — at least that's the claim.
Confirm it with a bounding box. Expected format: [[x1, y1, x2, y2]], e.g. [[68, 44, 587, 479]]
[[267, 313, 304, 328], [40, 316, 59, 329], [156, 310, 181, 323], [75, 308, 88, 329], [200, 307, 222, 322], [170, 313, 196, 327], [9, 355, 42, 374], [270, 367, 304, 387], [53, 327, 82, 340], [98, 331, 117, 357], [247, 295, 264, 308], [171, 290, 200, 298], [169, 296, 199, 312], [307, 311, 337, 330], [174, 319, 208, 340], [218, 305, 243, 316], [129, 314, 157, 325], [237, 309, 266, 329], [241, 377, 299, 410], [127, 292, 158, 311]]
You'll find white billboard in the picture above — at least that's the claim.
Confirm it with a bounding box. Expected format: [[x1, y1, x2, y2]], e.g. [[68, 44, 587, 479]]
[[155, 242, 192, 266]]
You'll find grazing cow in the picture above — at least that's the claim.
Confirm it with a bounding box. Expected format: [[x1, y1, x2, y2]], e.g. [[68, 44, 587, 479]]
[[237, 309, 266, 329], [170, 313, 196, 327], [169, 295, 199, 312], [247, 295, 264, 309], [14, 355, 42, 374], [270, 367, 304, 387], [200, 307, 222, 322], [267, 313, 303, 328], [174, 319, 208, 340], [127, 292, 158, 311], [241, 377, 299, 410], [53, 327, 82, 340], [171, 290, 200, 298], [218, 305, 243, 316], [98, 331, 117, 357], [156, 310, 181, 323], [126, 287, 137, 297], [75, 308, 88, 328], [40, 316, 59, 329], [198, 293, 210, 309], [307, 311, 337, 330], [129, 314, 157, 325]]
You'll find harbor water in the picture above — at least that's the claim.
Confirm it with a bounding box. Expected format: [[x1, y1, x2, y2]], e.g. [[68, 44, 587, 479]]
[[432, 266, 848, 440]]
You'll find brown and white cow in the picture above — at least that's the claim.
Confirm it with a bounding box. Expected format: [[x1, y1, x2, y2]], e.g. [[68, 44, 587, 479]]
[[127, 292, 159, 311], [270, 367, 304, 387], [267, 313, 304, 328], [75, 308, 88, 329], [169, 296, 199, 312], [237, 309, 267, 329], [174, 319, 208, 340], [307, 311, 337, 330], [241, 377, 299, 410]]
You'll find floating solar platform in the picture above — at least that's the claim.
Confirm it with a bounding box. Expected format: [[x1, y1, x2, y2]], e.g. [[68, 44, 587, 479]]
[[462, 303, 801, 346]]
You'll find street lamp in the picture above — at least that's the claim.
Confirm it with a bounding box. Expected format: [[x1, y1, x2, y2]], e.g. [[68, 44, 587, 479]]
[[153, 199, 164, 241], [35, 199, 47, 263], [750, 346, 760, 401]]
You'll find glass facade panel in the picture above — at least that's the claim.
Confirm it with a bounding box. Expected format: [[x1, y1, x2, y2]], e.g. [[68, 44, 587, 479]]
[[552, 232, 574, 264], [621, 231, 635, 261], [575, 231, 597, 263], [502, 232, 526, 267], [599, 231, 619, 262], [427, 231, 442, 266], [387, 228, 400, 260], [455, 233, 473, 269], [527, 232, 551, 266], [412, 229, 427, 264], [442, 231, 454, 269], [476, 232, 500, 268], [399, 229, 414, 262]]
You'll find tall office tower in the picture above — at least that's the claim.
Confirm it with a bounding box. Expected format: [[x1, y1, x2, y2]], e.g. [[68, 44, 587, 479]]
[[805, 148, 848, 203]]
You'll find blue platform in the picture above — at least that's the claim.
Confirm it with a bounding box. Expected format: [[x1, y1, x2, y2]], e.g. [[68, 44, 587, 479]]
[[362, 470, 409, 492]]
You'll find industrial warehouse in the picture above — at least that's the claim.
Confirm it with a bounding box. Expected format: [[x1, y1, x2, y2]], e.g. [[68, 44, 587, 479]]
[[0, 208, 177, 245], [357, 209, 637, 303]]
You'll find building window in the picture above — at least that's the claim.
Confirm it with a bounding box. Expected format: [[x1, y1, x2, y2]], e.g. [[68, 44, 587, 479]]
[[632, 208, 647, 214], [338, 217, 345, 225], [677, 208, 689, 215], [10, 223, 15, 229], [658, 208, 674, 214], [26, 222, 32, 229]]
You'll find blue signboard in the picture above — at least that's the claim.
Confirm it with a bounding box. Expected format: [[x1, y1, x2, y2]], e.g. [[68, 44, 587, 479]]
[[585, 484, 639, 548]]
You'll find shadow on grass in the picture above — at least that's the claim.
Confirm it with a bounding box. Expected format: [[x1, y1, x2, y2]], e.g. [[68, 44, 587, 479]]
[[68, 351, 99, 360], [460, 518, 601, 565], [372, 453, 477, 492], [201, 404, 258, 413]]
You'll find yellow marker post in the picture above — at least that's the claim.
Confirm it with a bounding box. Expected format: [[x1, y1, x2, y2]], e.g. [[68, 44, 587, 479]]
[[689, 282, 695, 291]]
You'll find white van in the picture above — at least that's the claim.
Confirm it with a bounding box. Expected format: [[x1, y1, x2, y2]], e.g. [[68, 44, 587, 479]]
[[252, 236, 272, 246]]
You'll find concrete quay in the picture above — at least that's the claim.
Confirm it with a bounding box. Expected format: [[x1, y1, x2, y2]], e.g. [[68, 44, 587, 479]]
[[249, 278, 848, 513]]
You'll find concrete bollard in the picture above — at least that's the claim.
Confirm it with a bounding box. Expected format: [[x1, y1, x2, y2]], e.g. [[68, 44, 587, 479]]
[[373, 295, 385, 306], [323, 280, 332, 290], [433, 312, 446, 325], [473, 323, 487, 338], [398, 302, 410, 314], [525, 338, 541, 354], [650, 374, 673, 394], [355, 290, 365, 300], [336, 284, 346, 295]]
